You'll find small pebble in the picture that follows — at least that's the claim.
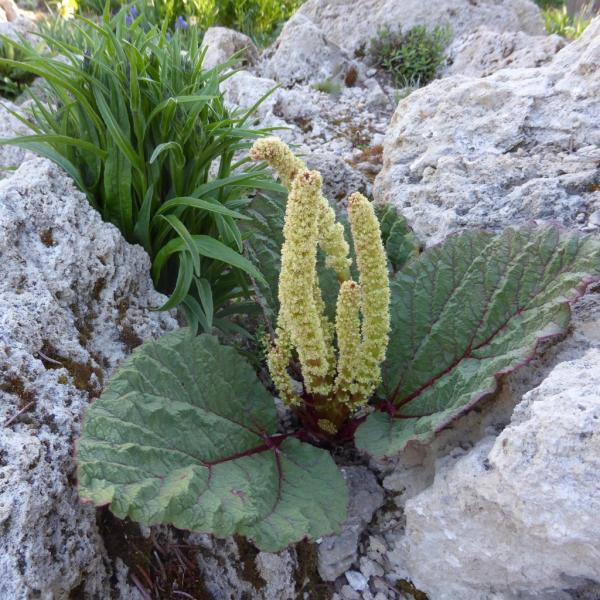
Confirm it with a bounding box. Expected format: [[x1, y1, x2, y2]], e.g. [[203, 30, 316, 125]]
[[367, 535, 388, 557], [589, 210, 600, 226], [340, 584, 361, 600], [346, 570, 368, 591], [372, 576, 392, 594], [360, 556, 384, 579]]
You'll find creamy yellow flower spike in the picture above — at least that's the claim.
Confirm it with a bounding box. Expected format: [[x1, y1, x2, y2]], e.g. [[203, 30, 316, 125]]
[[278, 169, 332, 395], [348, 192, 391, 403], [250, 138, 390, 430], [266, 326, 299, 406], [334, 280, 362, 402], [250, 137, 351, 282], [249, 137, 303, 188]]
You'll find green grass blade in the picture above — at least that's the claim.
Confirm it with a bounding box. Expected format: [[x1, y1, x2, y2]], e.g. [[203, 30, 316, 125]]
[[155, 250, 194, 311], [155, 196, 251, 220]]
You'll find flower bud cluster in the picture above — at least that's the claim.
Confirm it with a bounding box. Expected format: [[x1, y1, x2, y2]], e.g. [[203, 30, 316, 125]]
[[348, 193, 391, 404], [250, 138, 390, 422], [251, 137, 350, 281]]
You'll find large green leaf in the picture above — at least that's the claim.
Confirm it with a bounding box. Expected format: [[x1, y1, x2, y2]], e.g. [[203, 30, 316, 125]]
[[374, 203, 421, 273], [356, 226, 600, 458], [243, 191, 286, 319], [77, 331, 347, 551]]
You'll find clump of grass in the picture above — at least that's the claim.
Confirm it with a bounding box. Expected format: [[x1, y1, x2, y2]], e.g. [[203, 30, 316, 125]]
[[370, 24, 452, 89], [312, 78, 342, 95], [542, 5, 591, 39], [0, 13, 281, 333]]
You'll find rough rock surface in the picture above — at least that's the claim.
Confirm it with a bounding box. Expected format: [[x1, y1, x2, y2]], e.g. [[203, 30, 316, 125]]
[[222, 69, 388, 198], [0, 159, 177, 598], [294, 0, 544, 56], [445, 27, 566, 78], [393, 345, 600, 599], [202, 26, 259, 71], [375, 17, 600, 244], [348, 290, 600, 600], [0, 8, 37, 44], [317, 467, 384, 582], [0, 0, 19, 21], [190, 534, 300, 599], [0, 101, 32, 177], [262, 13, 358, 87]]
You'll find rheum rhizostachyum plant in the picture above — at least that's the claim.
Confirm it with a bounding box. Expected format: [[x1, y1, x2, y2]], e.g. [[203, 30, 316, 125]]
[[249, 137, 390, 437], [76, 138, 600, 552]]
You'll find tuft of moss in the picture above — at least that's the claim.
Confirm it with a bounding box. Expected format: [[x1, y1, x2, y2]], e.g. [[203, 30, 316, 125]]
[[0, 375, 36, 406], [312, 78, 343, 95], [397, 579, 429, 600], [370, 24, 452, 88]]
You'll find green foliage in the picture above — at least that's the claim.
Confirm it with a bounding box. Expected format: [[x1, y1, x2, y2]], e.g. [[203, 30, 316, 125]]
[[77, 329, 348, 551], [542, 6, 591, 39], [70, 0, 304, 45], [242, 189, 287, 322], [0, 37, 36, 99], [76, 147, 600, 550], [0, 14, 281, 332], [370, 24, 452, 88], [374, 203, 420, 274], [312, 78, 342, 95], [197, 0, 304, 45], [356, 226, 600, 458], [534, 0, 565, 9]]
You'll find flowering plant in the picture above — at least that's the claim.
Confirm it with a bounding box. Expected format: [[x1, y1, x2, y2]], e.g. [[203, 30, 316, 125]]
[[75, 138, 600, 550]]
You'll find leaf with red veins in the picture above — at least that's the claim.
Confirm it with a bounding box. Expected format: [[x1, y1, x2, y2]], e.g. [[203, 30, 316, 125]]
[[356, 226, 600, 459], [77, 330, 347, 552]]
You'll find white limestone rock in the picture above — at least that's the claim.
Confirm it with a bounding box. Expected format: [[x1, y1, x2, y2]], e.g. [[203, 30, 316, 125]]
[[0, 101, 32, 177], [0, 12, 38, 46], [0, 0, 19, 21], [445, 27, 566, 78], [202, 26, 259, 71], [317, 466, 384, 582], [305, 150, 369, 201], [189, 533, 299, 599], [374, 17, 600, 244], [262, 13, 358, 87], [222, 69, 385, 196], [221, 70, 288, 134], [392, 346, 600, 599], [0, 159, 177, 598], [221, 71, 372, 199], [293, 0, 544, 57]]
